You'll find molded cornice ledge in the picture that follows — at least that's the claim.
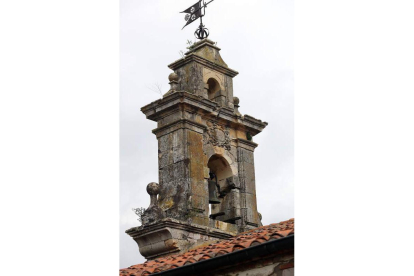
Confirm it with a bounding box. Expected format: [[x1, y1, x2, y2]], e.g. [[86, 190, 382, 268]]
[[235, 138, 259, 152], [168, 54, 239, 78], [126, 218, 237, 260], [141, 92, 268, 136]]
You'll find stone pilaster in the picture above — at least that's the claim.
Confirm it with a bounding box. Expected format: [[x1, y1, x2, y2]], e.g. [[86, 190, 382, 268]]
[[236, 138, 260, 230]]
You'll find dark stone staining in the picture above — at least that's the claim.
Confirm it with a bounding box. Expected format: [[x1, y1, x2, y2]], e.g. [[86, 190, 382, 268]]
[[131, 40, 270, 260]]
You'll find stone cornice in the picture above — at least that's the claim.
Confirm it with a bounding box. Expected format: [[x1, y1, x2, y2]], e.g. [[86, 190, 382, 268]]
[[141, 91, 217, 120], [141, 92, 267, 136], [126, 218, 237, 240], [141, 91, 267, 136], [242, 115, 268, 133], [236, 138, 259, 151], [185, 39, 222, 53], [152, 119, 206, 138], [168, 54, 239, 78]]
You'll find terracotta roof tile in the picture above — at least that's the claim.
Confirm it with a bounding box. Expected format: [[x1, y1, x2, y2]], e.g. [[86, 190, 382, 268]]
[[120, 218, 294, 276]]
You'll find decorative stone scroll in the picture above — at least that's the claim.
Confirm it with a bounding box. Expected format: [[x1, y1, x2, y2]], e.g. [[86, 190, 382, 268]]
[[205, 121, 231, 150]]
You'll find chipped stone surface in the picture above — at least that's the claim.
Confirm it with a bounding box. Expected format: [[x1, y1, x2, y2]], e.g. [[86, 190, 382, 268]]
[[128, 39, 268, 260], [126, 218, 237, 259], [205, 121, 231, 150]]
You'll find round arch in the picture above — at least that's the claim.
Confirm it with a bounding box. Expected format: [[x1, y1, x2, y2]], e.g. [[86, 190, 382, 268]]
[[207, 154, 233, 188], [206, 78, 221, 101]]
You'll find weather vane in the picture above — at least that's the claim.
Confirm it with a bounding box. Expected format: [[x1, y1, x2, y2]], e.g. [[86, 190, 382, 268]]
[[181, 0, 215, 40]]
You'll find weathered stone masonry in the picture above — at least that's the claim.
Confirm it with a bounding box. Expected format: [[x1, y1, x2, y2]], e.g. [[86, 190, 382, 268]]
[[126, 39, 268, 260]]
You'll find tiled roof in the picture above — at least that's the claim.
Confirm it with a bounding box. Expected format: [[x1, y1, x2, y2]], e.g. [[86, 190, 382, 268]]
[[120, 218, 294, 276]]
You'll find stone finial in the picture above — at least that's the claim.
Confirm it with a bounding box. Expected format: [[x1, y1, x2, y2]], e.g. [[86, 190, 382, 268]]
[[168, 72, 179, 82], [147, 182, 159, 207], [233, 97, 241, 117], [147, 182, 160, 194], [141, 182, 163, 225], [258, 212, 263, 227], [164, 73, 179, 97]]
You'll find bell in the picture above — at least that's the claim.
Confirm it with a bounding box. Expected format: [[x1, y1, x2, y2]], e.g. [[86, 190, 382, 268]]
[[208, 179, 221, 204]]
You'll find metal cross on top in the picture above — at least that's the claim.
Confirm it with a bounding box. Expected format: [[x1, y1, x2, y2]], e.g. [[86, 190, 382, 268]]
[[181, 0, 215, 40]]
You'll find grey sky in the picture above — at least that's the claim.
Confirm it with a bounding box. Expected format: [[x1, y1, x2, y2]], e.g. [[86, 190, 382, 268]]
[[120, 0, 293, 269]]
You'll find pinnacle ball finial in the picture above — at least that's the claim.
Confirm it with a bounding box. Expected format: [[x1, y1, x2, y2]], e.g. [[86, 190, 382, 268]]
[[168, 72, 179, 82], [147, 182, 160, 196], [233, 97, 240, 105]]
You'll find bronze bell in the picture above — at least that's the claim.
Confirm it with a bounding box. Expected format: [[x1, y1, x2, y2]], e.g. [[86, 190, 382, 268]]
[[208, 172, 221, 204], [208, 179, 221, 204]]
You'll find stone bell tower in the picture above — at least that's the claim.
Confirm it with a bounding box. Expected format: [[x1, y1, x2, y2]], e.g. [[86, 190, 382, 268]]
[[126, 39, 267, 260]]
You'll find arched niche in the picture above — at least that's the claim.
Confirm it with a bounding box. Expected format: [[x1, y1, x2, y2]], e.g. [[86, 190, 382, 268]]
[[207, 78, 221, 101], [207, 154, 237, 222], [207, 154, 233, 188]]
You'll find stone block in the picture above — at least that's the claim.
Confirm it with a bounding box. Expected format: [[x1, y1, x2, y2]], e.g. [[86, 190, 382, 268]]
[[218, 189, 241, 222], [192, 179, 208, 197], [191, 194, 208, 214], [158, 135, 170, 153], [158, 151, 169, 169], [172, 137, 185, 164], [242, 162, 256, 194], [172, 160, 189, 179], [157, 130, 187, 169], [158, 110, 182, 127], [239, 148, 255, 164], [191, 215, 210, 226], [243, 193, 259, 225]]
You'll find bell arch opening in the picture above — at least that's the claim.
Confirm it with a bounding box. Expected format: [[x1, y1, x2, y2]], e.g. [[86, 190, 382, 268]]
[[207, 154, 234, 222], [207, 78, 221, 101], [208, 154, 233, 186]]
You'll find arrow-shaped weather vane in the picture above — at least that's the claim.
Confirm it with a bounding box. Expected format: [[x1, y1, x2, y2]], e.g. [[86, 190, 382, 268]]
[[181, 0, 215, 40]]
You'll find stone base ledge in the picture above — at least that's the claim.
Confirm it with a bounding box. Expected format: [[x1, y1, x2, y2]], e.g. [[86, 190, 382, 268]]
[[126, 218, 237, 260]]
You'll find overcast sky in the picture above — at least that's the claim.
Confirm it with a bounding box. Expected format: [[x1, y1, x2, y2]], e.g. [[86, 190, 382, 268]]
[[120, 0, 293, 269]]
